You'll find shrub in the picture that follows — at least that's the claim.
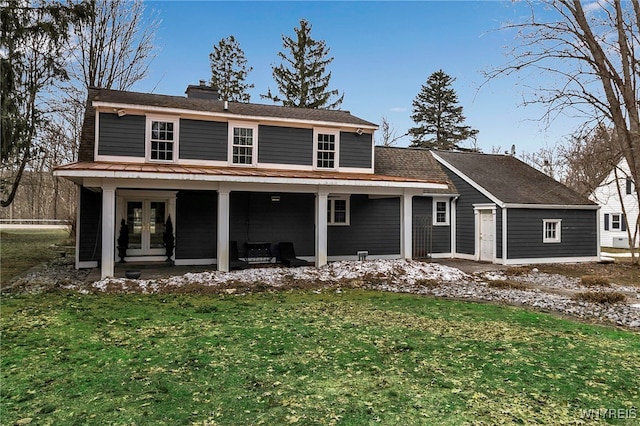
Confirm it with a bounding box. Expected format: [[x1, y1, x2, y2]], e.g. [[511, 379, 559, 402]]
[[573, 291, 626, 304], [580, 275, 610, 287], [487, 280, 529, 291]]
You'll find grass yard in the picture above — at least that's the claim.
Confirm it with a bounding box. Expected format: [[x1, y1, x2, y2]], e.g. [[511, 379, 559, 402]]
[[0, 229, 72, 285], [2, 291, 639, 425]]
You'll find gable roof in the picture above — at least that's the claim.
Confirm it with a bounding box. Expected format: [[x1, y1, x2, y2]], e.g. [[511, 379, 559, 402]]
[[90, 88, 378, 128], [374, 146, 457, 194], [432, 150, 596, 206]]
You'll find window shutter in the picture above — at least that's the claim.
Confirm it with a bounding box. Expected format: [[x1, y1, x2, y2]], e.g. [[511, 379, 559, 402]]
[[626, 179, 633, 195], [604, 214, 609, 230], [622, 214, 627, 231]]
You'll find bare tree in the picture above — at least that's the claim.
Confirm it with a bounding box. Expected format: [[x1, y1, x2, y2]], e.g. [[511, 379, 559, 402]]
[[560, 124, 621, 196], [486, 0, 639, 218], [377, 116, 405, 147], [69, 0, 159, 91]]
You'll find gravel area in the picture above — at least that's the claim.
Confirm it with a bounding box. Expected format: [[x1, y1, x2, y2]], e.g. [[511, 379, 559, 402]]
[[4, 257, 640, 330]]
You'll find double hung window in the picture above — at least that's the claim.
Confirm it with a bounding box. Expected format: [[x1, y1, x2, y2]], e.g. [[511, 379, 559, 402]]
[[149, 119, 177, 162], [433, 199, 449, 225], [229, 123, 257, 165], [328, 196, 349, 225], [315, 130, 339, 169]]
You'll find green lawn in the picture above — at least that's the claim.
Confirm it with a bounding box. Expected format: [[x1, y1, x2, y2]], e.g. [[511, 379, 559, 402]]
[[0, 229, 71, 284], [2, 291, 639, 425]]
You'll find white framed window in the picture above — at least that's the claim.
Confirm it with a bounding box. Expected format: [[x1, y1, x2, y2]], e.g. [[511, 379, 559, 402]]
[[229, 122, 258, 166], [147, 117, 178, 162], [433, 199, 449, 226], [314, 129, 339, 169], [543, 219, 562, 243], [328, 196, 349, 225], [611, 213, 622, 230]]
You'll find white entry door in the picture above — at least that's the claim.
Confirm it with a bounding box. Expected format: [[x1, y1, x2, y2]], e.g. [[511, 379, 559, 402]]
[[479, 210, 494, 262], [126, 200, 167, 256]]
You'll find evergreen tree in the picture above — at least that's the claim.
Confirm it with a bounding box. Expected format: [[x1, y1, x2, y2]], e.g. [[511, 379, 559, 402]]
[[262, 19, 343, 109], [209, 35, 253, 102], [408, 70, 478, 150]]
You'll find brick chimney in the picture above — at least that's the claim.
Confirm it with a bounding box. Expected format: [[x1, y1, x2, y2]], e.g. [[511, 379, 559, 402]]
[[185, 80, 220, 100]]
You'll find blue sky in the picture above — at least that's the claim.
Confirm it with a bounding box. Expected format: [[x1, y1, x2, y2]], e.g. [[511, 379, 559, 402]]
[[137, 1, 585, 154]]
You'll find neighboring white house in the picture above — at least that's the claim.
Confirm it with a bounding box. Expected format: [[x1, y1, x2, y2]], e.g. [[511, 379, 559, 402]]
[[590, 157, 639, 248]]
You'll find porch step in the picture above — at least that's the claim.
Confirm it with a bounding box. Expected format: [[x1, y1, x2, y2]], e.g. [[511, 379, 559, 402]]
[[115, 260, 173, 270]]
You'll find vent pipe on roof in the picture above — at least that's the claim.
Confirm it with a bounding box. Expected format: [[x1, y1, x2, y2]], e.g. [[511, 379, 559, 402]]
[[224, 100, 229, 110]]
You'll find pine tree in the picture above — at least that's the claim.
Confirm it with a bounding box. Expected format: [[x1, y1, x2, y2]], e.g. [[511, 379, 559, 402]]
[[209, 35, 253, 102], [262, 19, 343, 109], [409, 70, 478, 150]]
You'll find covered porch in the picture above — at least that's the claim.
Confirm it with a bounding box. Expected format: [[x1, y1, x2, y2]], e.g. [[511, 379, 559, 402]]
[[55, 162, 449, 279]]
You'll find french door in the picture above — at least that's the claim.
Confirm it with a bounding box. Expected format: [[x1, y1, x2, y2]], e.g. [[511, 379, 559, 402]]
[[126, 200, 167, 256]]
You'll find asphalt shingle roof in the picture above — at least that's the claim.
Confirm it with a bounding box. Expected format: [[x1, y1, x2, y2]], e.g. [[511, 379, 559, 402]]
[[92, 88, 377, 127], [374, 146, 457, 194], [433, 150, 595, 206]]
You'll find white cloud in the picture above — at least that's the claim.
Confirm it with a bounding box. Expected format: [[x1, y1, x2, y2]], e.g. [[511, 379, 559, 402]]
[[389, 107, 408, 112]]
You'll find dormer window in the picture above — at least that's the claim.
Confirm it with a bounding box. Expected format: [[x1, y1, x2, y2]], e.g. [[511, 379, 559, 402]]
[[229, 122, 257, 166], [147, 117, 178, 162], [314, 129, 339, 169]]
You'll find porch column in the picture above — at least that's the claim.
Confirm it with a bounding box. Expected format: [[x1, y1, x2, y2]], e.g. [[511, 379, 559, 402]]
[[101, 185, 116, 279], [401, 191, 413, 259], [315, 190, 329, 267], [217, 187, 230, 272]]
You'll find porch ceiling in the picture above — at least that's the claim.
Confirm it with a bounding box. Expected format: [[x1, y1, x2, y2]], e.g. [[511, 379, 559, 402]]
[[55, 161, 450, 190]]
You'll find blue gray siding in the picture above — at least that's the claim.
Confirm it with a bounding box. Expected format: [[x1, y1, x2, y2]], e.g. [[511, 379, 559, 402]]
[[328, 195, 400, 256], [339, 132, 372, 169], [78, 187, 102, 262], [230, 192, 315, 257], [258, 125, 313, 165], [441, 167, 502, 258], [506, 209, 598, 259], [412, 197, 451, 254], [175, 191, 217, 259], [98, 113, 145, 157], [179, 119, 227, 161]]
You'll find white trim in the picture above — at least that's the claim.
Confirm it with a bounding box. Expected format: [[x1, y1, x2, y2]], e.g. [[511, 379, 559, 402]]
[[328, 195, 350, 226], [431, 152, 504, 207], [101, 185, 116, 278], [543, 219, 562, 243], [502, 207, 508, 263], [432, 198, 450, 226], [474, 204, 497, 263], [94, 111, 100, 161], [313, 128, 340, 171], [228, 121, 258, 166], [123, 255, 168, 262], [95, 154, 147, 163], [428, 252, 453, 259], [503, 256, 599, 265], [94, 101, 379, 131], [146, 115, 179, 163], [401, 192, 413, 259], [503, 203, 599, 210], [78, 261, 98, 268], [316, 190, 329, 267], [56, 168, 449, 190], [178, 158, 228, 167], [217, 187, 231, 272], [450, 197, 457, 255]]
